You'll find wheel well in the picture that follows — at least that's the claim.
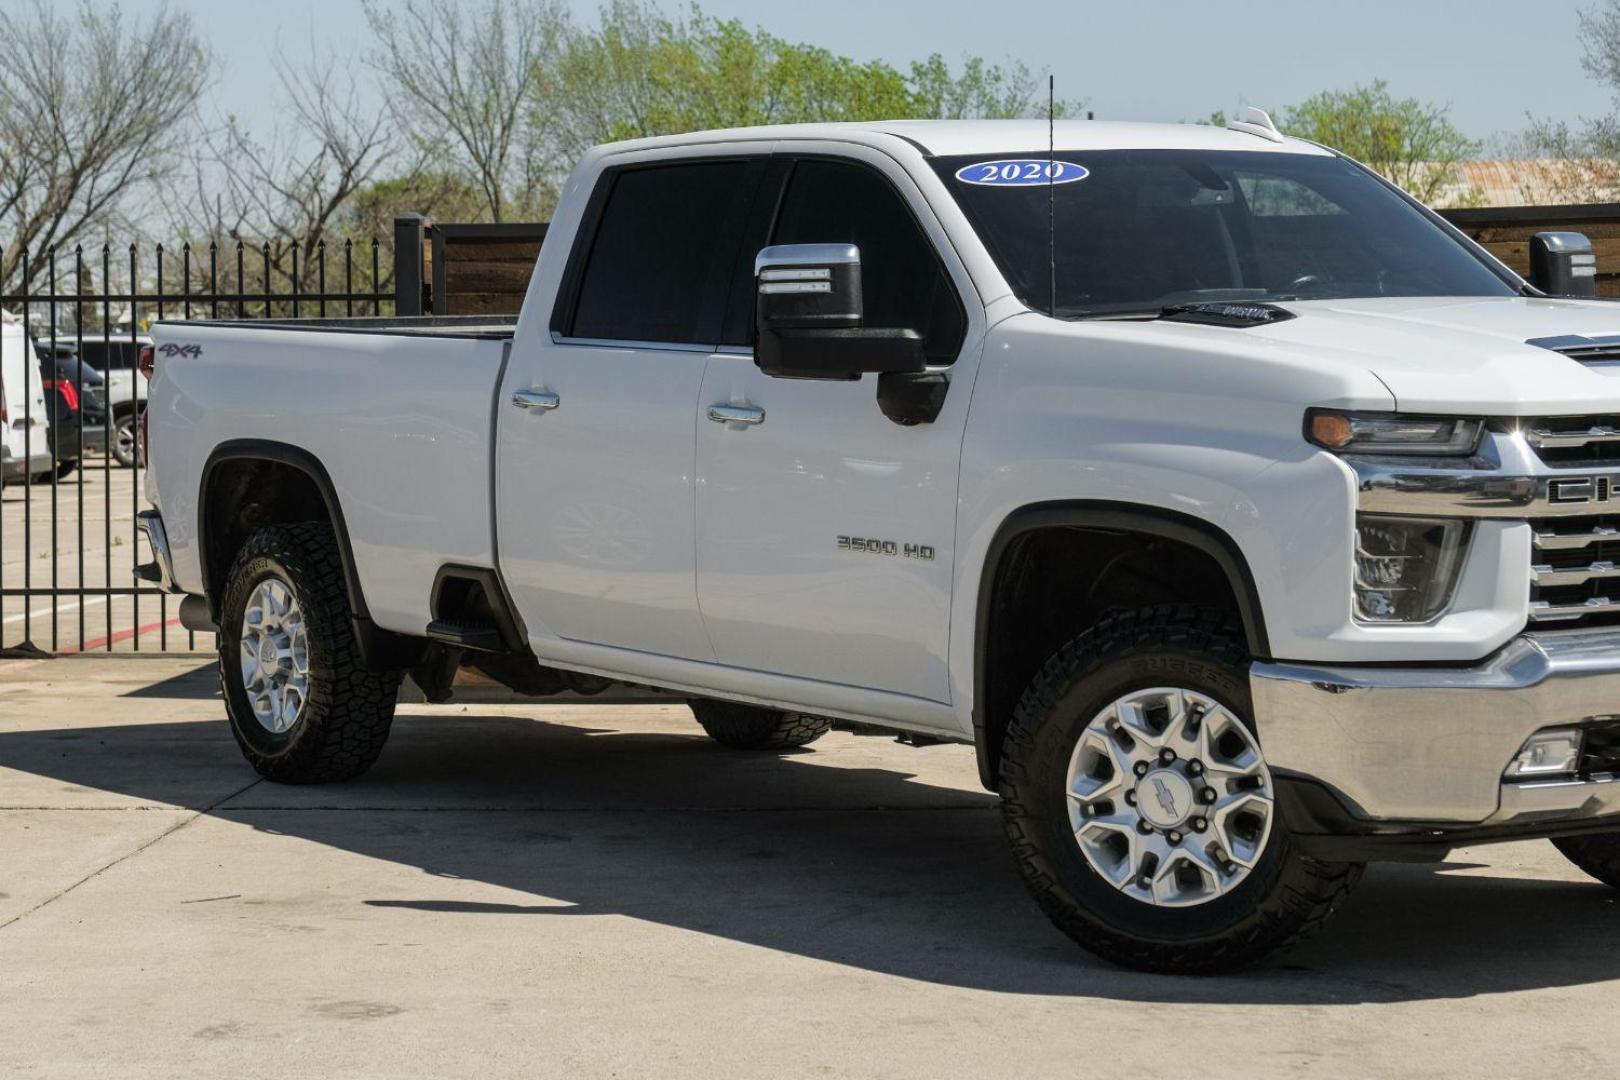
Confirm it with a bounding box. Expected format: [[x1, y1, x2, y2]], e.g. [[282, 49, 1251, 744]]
[[200, 456, 335, 603], [199, 444, 424, 671], [973, 506, 1267, 790]]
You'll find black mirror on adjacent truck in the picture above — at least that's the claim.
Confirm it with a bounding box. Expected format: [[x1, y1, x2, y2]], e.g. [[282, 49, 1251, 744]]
[[753, 244, 926, 380], [1529, 231, 1598, 299]]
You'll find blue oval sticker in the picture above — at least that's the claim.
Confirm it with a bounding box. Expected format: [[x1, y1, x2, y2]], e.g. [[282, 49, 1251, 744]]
[[955, 159, 1089, 187]]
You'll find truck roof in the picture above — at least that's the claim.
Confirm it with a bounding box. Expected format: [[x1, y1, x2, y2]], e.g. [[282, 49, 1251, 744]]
[[590, 119, 1335, 160]]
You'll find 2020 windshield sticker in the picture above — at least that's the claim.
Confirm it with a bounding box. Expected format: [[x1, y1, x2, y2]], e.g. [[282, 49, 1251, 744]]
[[954, 159, 1088, 187]]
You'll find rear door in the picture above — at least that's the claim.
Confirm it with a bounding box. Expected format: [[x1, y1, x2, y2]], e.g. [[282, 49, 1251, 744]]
[[497, 153, 766, 662], [694, 149, 981, 703]]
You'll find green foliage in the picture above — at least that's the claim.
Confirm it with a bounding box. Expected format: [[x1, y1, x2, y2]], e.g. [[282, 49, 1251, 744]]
[[535, 1, 1080, 169], [1279, 80, 1479, 204]]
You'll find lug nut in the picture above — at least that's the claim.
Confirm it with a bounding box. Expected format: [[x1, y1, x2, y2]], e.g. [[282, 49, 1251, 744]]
[[1124, 790, 1137, 807], [1134, 762, 1151, 778], [1188, 760, 1205, 777], [1168, 830, 1184, 845], [1192, 817, 1208, 833], [1201, 788, 1219, 805], [1158, 748, 1176, 765], [1136, 821, 1154, 835]]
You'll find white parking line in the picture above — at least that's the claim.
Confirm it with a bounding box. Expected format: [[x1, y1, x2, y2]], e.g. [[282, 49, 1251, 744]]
[[1, 594, 110, 625]]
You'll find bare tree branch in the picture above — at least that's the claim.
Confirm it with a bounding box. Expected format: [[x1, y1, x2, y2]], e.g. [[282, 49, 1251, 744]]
[[364, 0, 564, 222], [0, 0, 211, 286]]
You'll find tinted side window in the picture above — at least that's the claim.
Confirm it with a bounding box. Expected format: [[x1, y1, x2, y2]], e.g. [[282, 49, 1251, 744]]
[[771, 160, 965, 362], [77, 341, 138, 371], [569, 160, 757, 345]]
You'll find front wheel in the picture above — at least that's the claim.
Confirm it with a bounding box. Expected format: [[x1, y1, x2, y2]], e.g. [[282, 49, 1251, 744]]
[[690, 699, 832, 750], [218, 522, 402, 783], [1553, 833, 1620, 889], [998, 606, 1363, 974]]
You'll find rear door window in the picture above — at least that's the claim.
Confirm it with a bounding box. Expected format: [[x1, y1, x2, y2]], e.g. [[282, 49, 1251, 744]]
[[567, 159, 762, 346]]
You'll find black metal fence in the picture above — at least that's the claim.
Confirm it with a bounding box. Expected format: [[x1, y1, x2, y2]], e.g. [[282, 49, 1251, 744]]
[[0, 236, 394, 657]]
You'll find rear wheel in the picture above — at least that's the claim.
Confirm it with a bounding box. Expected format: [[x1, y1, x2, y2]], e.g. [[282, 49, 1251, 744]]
[[1553, 833, 1620, 889], [998, 606, 1363, 974], [218, 522, 402, 783], [690, 699, 832, 750]]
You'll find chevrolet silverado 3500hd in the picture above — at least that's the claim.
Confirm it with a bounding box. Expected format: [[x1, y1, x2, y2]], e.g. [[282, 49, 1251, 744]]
[[140, 113, 1620, 973]]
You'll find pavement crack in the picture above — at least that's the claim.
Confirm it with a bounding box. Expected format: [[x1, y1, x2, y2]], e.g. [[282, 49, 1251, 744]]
[[0, 776, 265, 933]]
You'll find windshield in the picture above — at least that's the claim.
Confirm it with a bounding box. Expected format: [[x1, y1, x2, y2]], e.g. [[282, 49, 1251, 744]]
[[933, 149, 1517, 317]]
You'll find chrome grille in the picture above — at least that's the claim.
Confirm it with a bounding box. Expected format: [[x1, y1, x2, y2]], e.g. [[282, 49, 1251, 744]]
[[1530, 514, 1620, 624]]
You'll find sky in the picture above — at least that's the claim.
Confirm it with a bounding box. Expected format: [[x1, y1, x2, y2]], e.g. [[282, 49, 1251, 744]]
[[121, 0, 1608, 146]]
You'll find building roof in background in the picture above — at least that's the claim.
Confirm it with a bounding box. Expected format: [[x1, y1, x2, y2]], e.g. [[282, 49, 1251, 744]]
[[1430, 160, 1620, 209]]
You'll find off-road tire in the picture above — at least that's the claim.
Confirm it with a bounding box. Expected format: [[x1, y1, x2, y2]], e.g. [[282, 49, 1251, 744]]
[[1553, 833, 1620, 889], [690, 699, 832, 750], [218, 522, 402, 783], [998, 605, 1364, 974]]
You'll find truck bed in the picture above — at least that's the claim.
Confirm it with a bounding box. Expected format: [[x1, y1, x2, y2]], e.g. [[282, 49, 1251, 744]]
[[164, 315, 518, 339]]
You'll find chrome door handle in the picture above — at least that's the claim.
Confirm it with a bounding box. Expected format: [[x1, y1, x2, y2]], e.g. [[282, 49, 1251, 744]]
[[512, 390, 560, 411], [708, 404, 765, 426]]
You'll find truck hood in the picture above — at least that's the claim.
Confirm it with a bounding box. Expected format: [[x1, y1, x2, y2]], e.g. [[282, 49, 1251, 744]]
[[1240, 296, 1620, 414]]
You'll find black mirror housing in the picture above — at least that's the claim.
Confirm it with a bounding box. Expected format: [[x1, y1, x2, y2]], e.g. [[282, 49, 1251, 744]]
[[754, 244, 929, 380], [1530, 232, 1598, 299]]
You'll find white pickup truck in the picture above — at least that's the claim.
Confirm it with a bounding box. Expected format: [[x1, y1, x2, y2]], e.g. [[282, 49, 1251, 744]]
[[141, 113, 1620, 973]]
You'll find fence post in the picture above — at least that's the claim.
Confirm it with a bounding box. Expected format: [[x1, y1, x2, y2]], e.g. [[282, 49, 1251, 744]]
[[393, 213, 428, 316]]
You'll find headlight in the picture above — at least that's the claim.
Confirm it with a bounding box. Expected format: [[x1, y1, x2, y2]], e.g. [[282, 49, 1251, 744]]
[[1353, 514, 1470, 622], [1307, 409, 1483, 456]]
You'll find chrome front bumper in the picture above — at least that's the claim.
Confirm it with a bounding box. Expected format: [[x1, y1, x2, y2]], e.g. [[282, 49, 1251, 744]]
[[1252, 629, 1620, 825]]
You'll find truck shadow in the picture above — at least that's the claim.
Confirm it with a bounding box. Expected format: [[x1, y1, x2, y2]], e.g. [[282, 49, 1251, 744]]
[[4, 694, 1619, 1004]]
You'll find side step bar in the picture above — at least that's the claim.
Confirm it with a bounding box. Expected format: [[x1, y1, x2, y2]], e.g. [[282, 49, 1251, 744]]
[[425, 619, 506, 652]]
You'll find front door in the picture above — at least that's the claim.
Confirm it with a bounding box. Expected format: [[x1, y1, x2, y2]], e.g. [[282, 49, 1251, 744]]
[[498, 156, 764, 662], [695, 152, 980, 702]]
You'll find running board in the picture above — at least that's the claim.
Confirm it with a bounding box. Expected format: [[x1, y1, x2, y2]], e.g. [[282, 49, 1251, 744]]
[[425, 619, 506, 652]]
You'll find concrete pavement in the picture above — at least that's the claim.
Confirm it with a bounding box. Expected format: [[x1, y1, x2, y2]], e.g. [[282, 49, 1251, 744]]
[[2, 654, 1619, 1079]]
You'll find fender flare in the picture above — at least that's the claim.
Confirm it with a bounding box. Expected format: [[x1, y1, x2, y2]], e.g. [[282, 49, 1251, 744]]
[[971, 500, 1270, 790], [199, 438, 420, 669]]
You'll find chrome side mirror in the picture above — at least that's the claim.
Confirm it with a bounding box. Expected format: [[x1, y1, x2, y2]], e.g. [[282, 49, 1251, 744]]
[[753, 243, 924, 382], [754, 244, 862, 333]]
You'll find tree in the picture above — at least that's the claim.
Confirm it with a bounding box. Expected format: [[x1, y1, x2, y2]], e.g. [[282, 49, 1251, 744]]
[[1520, 2, 1620, 202], [365, 0, 565, 223], [1280, 80, 1479, 204], [162, 40, 405, 309], [907, 54, 1082, 120], [531, 2, 1082, 205], [0, 0, 210, 287]]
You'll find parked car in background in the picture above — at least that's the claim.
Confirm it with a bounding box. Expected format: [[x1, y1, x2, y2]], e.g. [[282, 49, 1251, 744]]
[[73, 335, 148, 467], [1, 317, 51, 486], [34, 341, 111, 479]]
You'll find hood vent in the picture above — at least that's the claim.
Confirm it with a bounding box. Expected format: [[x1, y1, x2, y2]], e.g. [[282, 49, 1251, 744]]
[[1160, 302, 1296, 328], [1528, 333, 1620, 367]]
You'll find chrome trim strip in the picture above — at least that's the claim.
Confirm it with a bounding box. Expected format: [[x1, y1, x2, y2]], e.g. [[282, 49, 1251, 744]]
[[1489, 773, 1620, 825], [1532, 561, 1620, 587], [1527, 426, 1620, 449], [754, 243, 859, 275], [1530, 596, 1620, 622], [1534, 526, 1620, 551], [1354, 464, 1620, 518]]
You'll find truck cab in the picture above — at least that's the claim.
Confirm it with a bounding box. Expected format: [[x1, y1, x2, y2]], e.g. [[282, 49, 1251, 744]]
[[141, 115, 1620, 973]]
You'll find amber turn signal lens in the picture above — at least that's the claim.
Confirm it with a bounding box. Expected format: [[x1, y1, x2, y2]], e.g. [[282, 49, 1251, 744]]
[[1309, 412, 1354, 450]]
